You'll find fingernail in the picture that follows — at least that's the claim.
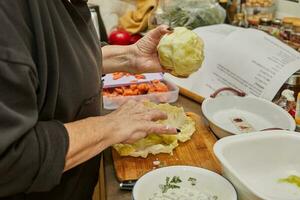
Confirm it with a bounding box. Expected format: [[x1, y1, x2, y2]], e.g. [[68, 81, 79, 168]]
[[167, 27, 174, 31], [176, 128, 181, 133]]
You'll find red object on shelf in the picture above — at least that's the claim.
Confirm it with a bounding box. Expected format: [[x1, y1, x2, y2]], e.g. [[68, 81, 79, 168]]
[[289, 108, 296, 118], [129, 34, 142, 44], [108, 28, 131, 45]]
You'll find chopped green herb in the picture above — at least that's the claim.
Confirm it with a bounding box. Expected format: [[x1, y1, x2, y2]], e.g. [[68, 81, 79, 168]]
[[165, 177, 170, 185], [188, 177, 197, 186], [170, 176, 182, 184], [159, 176, 182, 193], [212, 195, 218, 200]]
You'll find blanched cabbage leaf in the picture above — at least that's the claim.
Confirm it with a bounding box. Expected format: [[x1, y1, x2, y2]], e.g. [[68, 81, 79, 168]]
[[113, 102, 196, 158]]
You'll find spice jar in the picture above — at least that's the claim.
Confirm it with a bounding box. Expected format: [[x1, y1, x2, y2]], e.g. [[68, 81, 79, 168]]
[[271, 18, 282, 28], [269, 18, 282, 37], [247, 15, 260, 28], [275, 71, 300, 102], [258, 17, 272, 33], [290, 21, 300, 50], [280, 17, 294, 41]]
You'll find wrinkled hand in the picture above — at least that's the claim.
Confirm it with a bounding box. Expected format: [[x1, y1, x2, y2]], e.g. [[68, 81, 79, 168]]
[[104, 100, 177, 144], [130, 25, 172, 73]]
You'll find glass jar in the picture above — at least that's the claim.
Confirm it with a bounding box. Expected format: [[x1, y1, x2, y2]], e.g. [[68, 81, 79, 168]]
[[258, 17, 272, 33], [280, 17, 294, 41], [247, 15, 260, 28], [290, 21, 300, 50], [271, 18, 282, 28], [245, 0, 275, 24], [268, 18, 281, 37], [275, 71, 300, 102]]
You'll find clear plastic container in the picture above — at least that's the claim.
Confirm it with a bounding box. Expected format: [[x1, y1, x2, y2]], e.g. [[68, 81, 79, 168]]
[[148, 0, 226, 30], [103, 80, 179, 110], [245, 0, 276, 21]]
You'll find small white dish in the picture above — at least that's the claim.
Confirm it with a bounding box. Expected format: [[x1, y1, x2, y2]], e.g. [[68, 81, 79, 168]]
[[132, 165, 237, 200], [214, 130, 300, 200], [201, 95, 296, 138]]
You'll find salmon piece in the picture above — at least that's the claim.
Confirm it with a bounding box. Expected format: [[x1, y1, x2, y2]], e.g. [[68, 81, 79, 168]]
[[110, 91, 119, 97], [113, 72, 124, 80], [123, 89, 134, 96], [134, 74, 145, 79], [130, 84, 138, 90], [148, 85, 156, 93], [132, 89, 139, 95], [115, 87, 124, 94], [151, 79, 160, 84], [137, 83, 149, 92], [153, 82, 168, 92]]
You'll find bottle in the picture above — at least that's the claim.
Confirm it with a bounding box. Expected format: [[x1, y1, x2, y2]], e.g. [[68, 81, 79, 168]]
[[290, 21, 300, 50], [219, 0, 228, 10], [232, 13, 248, 27], [219, 0, 231, 24], [227, 0, 238, 24]]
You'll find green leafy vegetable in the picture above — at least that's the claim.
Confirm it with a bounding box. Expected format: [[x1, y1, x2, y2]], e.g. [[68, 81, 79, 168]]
[[170, 176, 182, 184], [159, 176, 182, 193], [188, 177, 197, 186], [156, 1, 225, 29]]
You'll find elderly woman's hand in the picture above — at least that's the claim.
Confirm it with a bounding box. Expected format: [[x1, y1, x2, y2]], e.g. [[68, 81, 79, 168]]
[[130, 25, 172, 73], [63, 100, 177, 171], [103, 100, 177, 144]]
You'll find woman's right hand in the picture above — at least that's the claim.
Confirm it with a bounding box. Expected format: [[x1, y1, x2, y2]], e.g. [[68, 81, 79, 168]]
[[102, 100, 177, 144], [64, 100, 177, 171]]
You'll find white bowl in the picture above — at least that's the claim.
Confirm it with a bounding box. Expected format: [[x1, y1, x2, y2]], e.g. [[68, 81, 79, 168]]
[[132, 165, 237, 200], [214, 130, 300, 200], [201, 95, 296, 138]]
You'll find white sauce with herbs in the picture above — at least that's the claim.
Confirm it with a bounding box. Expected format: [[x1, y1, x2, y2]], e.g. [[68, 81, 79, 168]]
[[148, 187, 218, 200]]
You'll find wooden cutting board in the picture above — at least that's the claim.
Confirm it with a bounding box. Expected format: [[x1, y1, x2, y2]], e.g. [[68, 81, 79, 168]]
[[179, 86, 204, 103], [112, 112, 221, 182]]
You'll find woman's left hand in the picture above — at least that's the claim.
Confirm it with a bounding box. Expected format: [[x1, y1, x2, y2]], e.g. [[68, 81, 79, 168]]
[[130, 25, 172, 73]]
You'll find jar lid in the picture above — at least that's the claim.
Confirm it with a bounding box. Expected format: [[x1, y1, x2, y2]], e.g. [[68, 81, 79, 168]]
[[259, 17, 271, 25], [272, 18, 282, 26]]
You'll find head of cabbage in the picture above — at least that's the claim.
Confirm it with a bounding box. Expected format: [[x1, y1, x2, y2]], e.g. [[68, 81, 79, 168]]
[[157, 27, 204, 77]]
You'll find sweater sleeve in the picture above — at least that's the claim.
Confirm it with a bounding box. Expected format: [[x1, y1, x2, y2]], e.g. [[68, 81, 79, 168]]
[[0, 60, 69, 196]]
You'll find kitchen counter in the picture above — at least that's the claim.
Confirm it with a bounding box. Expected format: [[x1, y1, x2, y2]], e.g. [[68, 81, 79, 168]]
[[100, 95, 203, 200]]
